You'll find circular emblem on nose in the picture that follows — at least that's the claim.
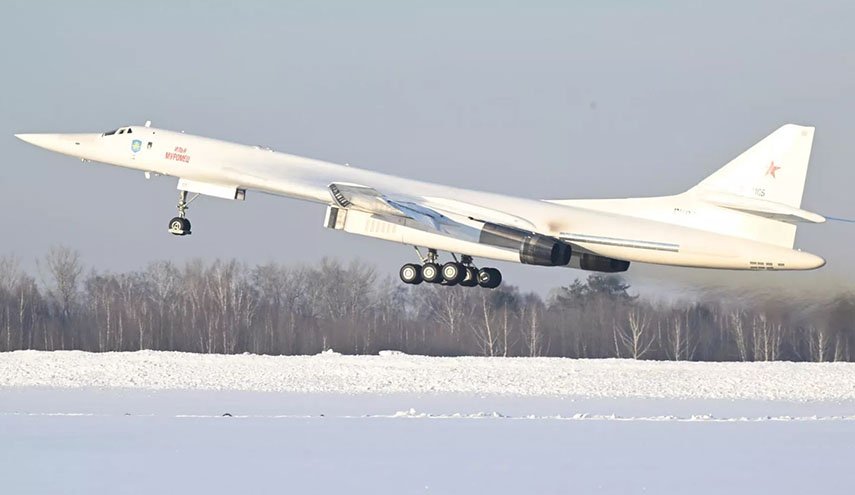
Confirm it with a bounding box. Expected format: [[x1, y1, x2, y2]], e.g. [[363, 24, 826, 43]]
[[131, 139, 142, 153]]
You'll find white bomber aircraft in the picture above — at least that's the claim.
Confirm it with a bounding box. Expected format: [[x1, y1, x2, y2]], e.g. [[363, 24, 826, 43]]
[[15, 122, 826, 288]]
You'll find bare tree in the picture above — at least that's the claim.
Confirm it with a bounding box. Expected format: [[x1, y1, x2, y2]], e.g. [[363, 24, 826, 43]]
[[40, 246, 83, 349], [0, 256, 22, 351], [519, 294, 545, 357], [751, 312, 783, 362], [806, 325, 834, 362], [727, 310, 750, 362], [661, 307, 697, 361], [471, 290, 498, 356], [427, 285, 468, 339], [146, 261, 180, 350], [1, 252, 855, 361], [614, 306, 654, 359], [0, 256, 22, 293]]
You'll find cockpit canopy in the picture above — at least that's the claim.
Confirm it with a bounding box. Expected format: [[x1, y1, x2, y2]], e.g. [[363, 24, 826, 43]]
[[102, 126, 133, 136]]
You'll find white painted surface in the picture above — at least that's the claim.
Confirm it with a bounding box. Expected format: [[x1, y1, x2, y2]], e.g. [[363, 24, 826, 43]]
[[14, 124, 826, 271]]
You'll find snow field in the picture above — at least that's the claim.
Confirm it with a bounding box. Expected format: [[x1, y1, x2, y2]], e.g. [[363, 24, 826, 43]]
[[2, 401, 853, 495], [2, 352, 855, 494], [2, 349, 855, 401]]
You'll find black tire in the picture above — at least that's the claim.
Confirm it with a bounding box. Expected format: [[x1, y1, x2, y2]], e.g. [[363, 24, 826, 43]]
[[441, 262, 466, 285], [460, 267, 479, 287], [169, 217, 190, 235], [421, 262, 442, 283], [487, 268, 502, 288], [399, 263, 423, 285], [477, 267, 502, 289]]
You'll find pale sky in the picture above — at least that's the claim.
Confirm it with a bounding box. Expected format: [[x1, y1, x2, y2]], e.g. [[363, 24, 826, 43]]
[[1, 1, 853, 295]]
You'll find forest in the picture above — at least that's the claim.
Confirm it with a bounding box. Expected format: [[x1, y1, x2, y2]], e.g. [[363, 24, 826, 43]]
[[0, 246, 852, 361]]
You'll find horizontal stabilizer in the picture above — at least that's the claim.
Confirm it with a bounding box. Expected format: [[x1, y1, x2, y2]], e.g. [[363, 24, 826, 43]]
[[699, 191, 826, 224]]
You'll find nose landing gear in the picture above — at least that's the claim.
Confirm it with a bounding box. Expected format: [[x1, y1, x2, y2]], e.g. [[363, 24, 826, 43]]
[[168, 190, 197, 236], [168, 216, 191, 236]]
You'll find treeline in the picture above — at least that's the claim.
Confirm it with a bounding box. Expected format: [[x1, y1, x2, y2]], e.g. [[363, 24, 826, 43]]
[[0, 246, 853, 361]]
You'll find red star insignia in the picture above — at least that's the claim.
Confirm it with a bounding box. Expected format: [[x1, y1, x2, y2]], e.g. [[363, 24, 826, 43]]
[[765, 161, 781, 178]]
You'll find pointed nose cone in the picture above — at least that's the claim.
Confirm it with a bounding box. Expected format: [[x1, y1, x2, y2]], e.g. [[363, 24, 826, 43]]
[[15, 133, 69, 153], [15, 132, 101, 157], [15, 133, 41, 145]]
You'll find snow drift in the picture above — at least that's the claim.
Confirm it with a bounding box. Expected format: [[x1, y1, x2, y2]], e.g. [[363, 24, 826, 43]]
[[2, 350, 854, 401]]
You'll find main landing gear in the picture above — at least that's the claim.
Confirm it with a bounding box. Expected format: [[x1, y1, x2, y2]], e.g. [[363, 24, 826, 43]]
[[168, 190, 197, 236], [399, 250, 502, 289]]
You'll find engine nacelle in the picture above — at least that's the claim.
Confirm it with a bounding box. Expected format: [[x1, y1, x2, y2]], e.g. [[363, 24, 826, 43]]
[[479, 223, 571, 266], [578, 253, 630, 273]]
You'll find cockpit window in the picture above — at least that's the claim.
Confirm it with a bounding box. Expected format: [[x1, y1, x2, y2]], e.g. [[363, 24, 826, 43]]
[[101, 127, 134, 136], [102, 126, 134, 136]]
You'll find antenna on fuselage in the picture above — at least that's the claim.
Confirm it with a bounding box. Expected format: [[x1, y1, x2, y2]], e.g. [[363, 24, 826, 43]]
[[144, 120, 151, 128]]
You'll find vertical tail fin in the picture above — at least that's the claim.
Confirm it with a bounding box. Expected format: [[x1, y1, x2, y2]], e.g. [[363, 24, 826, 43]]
[[548, 124, 818, 249], [687, 124, 816, 248], [689, 124, 815, 208]]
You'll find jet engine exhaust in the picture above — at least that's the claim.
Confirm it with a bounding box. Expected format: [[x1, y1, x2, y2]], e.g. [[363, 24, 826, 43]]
[[479, 223, 572, 266], [578, 253, 630, 273]]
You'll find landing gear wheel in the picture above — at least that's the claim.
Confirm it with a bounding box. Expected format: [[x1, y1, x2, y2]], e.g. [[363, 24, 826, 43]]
[[441, 262, 466, 286], [168, 217, 191, 236], [460, 266, 479, 287], [399, 263, 423, 285], [477, 267, 502, 289], [169, 190, 194, 236], [421, 262, 442, 284]]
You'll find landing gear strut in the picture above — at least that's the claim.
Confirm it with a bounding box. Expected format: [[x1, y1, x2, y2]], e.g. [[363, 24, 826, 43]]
[[398, 249, 502, 289], [168, 190, 195, 236]]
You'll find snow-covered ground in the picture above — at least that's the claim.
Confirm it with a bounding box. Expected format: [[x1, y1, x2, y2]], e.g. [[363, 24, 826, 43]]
[[2, 349, 855, 401], [2, 351, 854, 494]]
